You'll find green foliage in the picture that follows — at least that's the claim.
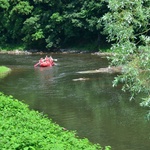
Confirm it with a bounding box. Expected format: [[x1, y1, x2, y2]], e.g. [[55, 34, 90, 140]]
[[102, 0, 149, 48], [50, 12, 63, 22], [0, 92, 111, 150], [0, 43, 25, 51], [10, 1, 33, 16], [0, 0, 9, 10], [102, 0, 150, 107], [32, 29, 44, 40], [0, 0, 34, 45], [112, 55, 150, 100], [0, 0, 107, 50], [60, 0, 105, 45], [22, 15, 44, 43], [21, 15, 45, 49]]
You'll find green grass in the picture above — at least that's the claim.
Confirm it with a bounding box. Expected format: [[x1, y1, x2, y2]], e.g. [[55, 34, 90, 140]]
[[0, 92, 111, 150], [0, 66, 11, 78]]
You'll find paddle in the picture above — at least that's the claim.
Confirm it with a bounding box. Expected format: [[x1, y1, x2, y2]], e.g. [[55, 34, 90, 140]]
[[34, 62, 40, 67]]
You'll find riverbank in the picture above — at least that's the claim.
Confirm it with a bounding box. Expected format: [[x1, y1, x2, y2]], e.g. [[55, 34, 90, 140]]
[[0, 92, 110, 150], [0, 49, 32, 55], [0, 49, 113, 57], [0, 66, 11, 78]]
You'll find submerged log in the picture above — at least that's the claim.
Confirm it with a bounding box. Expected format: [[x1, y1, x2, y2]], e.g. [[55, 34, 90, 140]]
[[91, 52, 114, 57], [72, 78, 90, 81], [77, 66, 123, 74]]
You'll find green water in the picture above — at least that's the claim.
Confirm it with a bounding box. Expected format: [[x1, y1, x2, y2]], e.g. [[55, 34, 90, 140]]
[[0, 53, 150, 150]]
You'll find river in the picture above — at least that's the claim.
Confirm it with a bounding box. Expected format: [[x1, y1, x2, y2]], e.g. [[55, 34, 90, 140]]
[[0, 53, 150, 150]]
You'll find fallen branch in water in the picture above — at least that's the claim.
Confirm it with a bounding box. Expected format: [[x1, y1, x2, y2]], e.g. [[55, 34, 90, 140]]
[[77, 66, 123, 74]]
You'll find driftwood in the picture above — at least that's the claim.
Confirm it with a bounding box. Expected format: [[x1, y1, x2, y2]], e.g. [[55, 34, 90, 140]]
[[91, 52, 114, 57], [72, 78, 90, 81], [77, 66, 123, 74]]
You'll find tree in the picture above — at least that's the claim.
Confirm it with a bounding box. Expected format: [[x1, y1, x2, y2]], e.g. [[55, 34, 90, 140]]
[[0, 0, 10, 44], [0, 0, 109, 50], [61, 0, 107, 48], [0, 0, 33, 45], [101, 0, 150, 109]]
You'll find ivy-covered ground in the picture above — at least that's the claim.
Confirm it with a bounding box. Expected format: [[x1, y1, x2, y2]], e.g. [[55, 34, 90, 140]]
[[0, 92, 111, 150]]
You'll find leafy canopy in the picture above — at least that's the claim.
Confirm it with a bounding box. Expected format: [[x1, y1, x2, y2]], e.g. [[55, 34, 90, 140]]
[[102, 0, 150, 108]]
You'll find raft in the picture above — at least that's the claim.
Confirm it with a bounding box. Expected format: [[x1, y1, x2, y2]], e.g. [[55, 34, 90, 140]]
[[40, 61, 53, 67], [34, 56, 55, 67]]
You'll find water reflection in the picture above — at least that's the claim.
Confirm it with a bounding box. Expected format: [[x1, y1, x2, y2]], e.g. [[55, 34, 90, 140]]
[[0, 53, 150, 150]]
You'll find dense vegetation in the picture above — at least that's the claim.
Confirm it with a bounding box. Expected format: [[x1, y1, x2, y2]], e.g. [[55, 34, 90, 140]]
[[0, 0, 108, 51], [0, 92, 111, 150], [102, 0, 150, 112], [0, 1, 150, 114]]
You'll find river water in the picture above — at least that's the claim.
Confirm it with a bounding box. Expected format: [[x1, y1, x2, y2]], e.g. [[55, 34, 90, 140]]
[[0, 53, 150, 150]]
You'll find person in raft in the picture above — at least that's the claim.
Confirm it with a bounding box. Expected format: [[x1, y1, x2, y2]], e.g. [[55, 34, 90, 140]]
[[44, 55, 55, 66], [49, 56, 55, 66], [34, 56, 55, 67], [39, 58, 44, 63]]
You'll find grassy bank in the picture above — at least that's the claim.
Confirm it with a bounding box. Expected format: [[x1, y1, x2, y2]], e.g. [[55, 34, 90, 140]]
[[0, 92, 110, 150], [0, 66, 11, 78]]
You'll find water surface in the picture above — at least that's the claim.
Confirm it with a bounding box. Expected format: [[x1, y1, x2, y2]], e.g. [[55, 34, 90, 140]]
[[0, 53, 150, 150]]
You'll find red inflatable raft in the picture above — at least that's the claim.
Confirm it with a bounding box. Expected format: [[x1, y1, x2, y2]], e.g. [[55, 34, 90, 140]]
[[34, 56, 55, 67]]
